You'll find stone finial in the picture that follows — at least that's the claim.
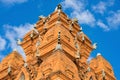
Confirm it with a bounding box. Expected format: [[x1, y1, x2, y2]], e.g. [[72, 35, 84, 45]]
[[82, 34, 85, 42], [8, 65, 11, 74], [97, 53, 101, 56], [80, 27, 83, 32], [36, 40, 40, 47], [33, 27, 39, 35], [57, 7, 61, 23], [36, 48, 40, 57], [102, 69, 106, 77], [13, 48, 17, 52], [75, 42, 80, 59], [55, 44, 62, 50], [92, 43, 97, 50], [17, 39, 21, 45], [72, 18, 78, 23], [57, 4, 62, 10], [30, 31, 34, 39], [87, 67, 91, 72], [55, 4, 62, 11], [44, 22, 47, 30], [34, 24, 36, 28], [69, 23, 73, 32], [76, 50, 80, 59], [30, 28, 39, 39], [48, 15, 51, 19], [75, 42, 79, 49], [24, 62, 28, 68], [78, 27, 83, 35], [77, 27, 84, 42], [87, 60, 90, 65], [35, 39, 41, 57], [39, 15, 45, 20]]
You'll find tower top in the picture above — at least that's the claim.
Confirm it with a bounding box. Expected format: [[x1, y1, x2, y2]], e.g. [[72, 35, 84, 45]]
[[97, 53, 101, 56], [55, 4, 62, 11], [57, 4, 62, 10]]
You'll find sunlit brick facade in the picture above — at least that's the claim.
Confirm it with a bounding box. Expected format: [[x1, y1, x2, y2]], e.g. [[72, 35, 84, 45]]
[[0, 4, 116, 80]]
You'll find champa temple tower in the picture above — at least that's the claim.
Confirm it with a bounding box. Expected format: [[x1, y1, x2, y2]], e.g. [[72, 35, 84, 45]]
[[0, 4, 116, 80]]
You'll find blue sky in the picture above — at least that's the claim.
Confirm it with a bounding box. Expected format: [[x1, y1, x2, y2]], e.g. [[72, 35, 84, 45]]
[[0, 0, 120, 79]]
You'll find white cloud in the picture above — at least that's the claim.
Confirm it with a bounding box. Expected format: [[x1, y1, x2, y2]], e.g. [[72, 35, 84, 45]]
[[92, 1, 106, 14], [96, 10, 120, 31], [0, 36, 6, 51], [97, 20, 110, 31], [107, 10, 120, 29], [61, 0, 95, 26], [61, 0, 120, 31], [71, 10, 95, 26], [92, 0, 114, 14], [3, 23, 34, 59], [0, 0, 27, 5], [61, 0, 84, 11]]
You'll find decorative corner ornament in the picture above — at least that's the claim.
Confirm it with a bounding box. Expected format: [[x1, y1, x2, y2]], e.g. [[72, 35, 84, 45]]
[[87, 67, 91, 72], [13, 48, 17, 52], [39, 15, 45, 20], [76, 50, 80, 59], [102, 69, 106, 77], [72, 18, 78, 23], [34, 24, 36, 28], [33, 27, 39, 35], [55, 44, 62, 51], [24, 62, 28, 68], [30, 31, 34, 39], [55, 4, 62, 11], [17, 39, 21, 45], [97, 53, 101, 56], [36, 48, 40, 57], [80, 27, 83, 32], [78, 27, 83, 35], [82, 34, 85, 42], [69, 24, 73, 32], [92, 43, 97, 50], [44, 23, 47, 30], [8, 65, 11, 74], [36, 40, 40, 47]]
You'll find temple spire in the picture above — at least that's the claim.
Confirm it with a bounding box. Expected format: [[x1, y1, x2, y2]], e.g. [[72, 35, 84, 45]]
[[55, 4, 62, 11]]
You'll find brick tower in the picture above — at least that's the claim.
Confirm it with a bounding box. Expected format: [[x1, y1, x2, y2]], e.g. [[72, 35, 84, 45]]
[[0, 4, 116, 80]]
